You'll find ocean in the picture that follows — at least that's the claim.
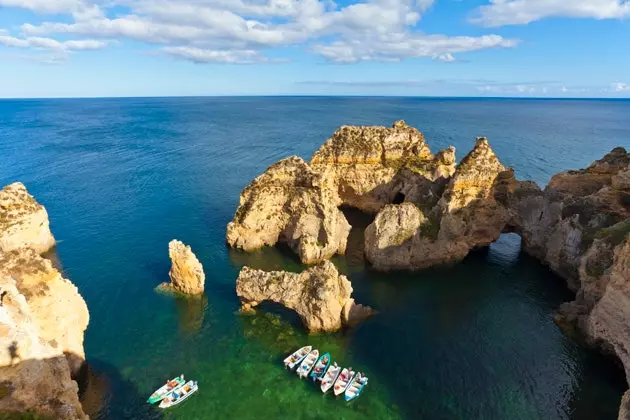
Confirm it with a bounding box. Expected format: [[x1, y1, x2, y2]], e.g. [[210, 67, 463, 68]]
[[1, 97, 629, 419]]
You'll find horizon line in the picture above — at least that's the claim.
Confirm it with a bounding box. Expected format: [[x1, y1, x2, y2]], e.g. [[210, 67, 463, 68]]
[[1, 94, 630, 101]]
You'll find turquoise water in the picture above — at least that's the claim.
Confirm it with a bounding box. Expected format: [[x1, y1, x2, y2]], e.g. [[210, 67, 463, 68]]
[[1, 97, 629, 419]]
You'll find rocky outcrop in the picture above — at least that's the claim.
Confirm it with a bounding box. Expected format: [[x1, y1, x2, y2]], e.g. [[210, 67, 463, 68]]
[[236, 261, 374, 332], [158, 240, 205, 295], [0, 183, 56, 254], [227, 157, 351, 264], [0, 183, 89, 419], [365, 138, 508, 270], [310, 120, 455, 213]]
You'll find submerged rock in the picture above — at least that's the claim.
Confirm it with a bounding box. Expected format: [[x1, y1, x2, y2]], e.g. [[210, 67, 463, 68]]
[[0, 182, 56, 254], [159, 239, 205, 295], [236, 261, 374, 332], [226, 157, 351, 264], [0, 182, 89, 419]]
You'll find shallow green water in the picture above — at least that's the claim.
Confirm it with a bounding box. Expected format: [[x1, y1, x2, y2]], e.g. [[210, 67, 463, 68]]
[[1, 97, 627, 419]]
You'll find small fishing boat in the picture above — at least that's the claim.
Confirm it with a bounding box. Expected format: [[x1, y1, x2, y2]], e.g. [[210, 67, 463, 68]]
[[283, 346, 312, 370], [159, 380, 198, 409], [320, 362, 341, 393], [297, 349, 319, 379], [344, 373, 368, 401], [147, 374, 185, 404], [309, 352, 331, 382], [333, 367, 355, 396]]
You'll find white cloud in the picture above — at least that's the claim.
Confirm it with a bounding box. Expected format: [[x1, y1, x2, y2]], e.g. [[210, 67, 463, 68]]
[[611, 82, 630, 92], [0, 34, 107, 51], [162, 46, 270, 64], [434, 52, 456, 62], [472, 0, 630, 27], [1, 0, 518, 64]]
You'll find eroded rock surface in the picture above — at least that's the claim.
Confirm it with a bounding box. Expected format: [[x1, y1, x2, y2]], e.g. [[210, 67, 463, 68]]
[[0, 183, 56, 254], [365, 138, 508, 270], [0, 183, 89, 419], [236, 261, 373, 332], [159, 240, 205, 295], [227, 157, 351, 264]]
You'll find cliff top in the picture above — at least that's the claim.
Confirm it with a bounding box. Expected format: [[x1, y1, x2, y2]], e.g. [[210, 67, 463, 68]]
[[0, 183, 44, 231]]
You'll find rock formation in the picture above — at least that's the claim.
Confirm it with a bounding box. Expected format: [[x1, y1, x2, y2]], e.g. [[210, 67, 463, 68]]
[[365, 138, 509, 270], [158, 240, 205, 295], [228, 120, 630, 417], [0, 182, 56, 254], [310, 120, 455, 213], [0, 183, 89, 419], [227, 157, 351, 264], [236, 261, 374, 332]]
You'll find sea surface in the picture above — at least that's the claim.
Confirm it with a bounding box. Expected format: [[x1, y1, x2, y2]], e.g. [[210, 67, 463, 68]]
[[1, 97, 629, 420]]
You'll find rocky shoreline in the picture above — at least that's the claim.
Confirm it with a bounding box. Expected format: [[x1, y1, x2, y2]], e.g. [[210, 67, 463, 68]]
[[228, 121, 630, 417], [0, 183, 90, 419]]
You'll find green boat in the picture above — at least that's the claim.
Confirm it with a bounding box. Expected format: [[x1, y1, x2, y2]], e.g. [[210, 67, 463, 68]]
[[147, 375, 185, 404]]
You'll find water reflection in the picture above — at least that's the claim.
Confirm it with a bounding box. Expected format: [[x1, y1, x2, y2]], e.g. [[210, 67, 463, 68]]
[[174, 294, 208, 335]]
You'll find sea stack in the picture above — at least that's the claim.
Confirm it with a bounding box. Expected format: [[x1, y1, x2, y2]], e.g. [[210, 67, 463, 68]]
[[0, 182, 89, 419], [235, 261, 374, 332], [162, 239, 205, 295]]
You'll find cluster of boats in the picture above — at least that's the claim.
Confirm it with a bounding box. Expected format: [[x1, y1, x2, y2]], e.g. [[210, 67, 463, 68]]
[[284, 346, 368, 401], [147, 375, 199, 408]]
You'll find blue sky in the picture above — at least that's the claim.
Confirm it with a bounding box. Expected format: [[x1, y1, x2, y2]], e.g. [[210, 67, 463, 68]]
[[0, 0, 629, 98]]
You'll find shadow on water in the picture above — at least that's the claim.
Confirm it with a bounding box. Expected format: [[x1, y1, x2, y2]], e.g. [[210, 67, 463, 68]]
[[79, 360, 163, 420], [227, 244, 304, 273], [173, 294, 209, 335]]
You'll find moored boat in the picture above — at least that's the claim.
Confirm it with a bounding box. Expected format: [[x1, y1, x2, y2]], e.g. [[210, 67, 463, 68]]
[[320, 362, 341, 393], [283, 346, 312, 370], [309, 352, 331, 382], [297, 349, 319, 379], [158, 380, 198, 408], [333, 367, 355, 396], [147, 374, 185, 404], [344, 372, 368, 401]]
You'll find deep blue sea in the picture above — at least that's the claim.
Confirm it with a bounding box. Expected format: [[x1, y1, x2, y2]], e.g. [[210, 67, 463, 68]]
[[1, 97, 629, 420]]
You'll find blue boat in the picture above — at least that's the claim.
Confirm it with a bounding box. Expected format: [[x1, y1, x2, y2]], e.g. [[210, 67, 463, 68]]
[[344, 373, 368, 401], [309, 352, 331, 382]]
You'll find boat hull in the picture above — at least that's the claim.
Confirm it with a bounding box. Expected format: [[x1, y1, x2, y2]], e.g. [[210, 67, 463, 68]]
[[147, 376, 185, 404]]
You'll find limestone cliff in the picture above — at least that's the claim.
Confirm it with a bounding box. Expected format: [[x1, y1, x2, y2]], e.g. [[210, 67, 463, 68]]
[[365, 138, 508, 270], [236, 261, 374, 332], [0, 183, 55, 254], [227, 157, 351, 264], [310, 120, 455, 213], [158, 240, 205, 295], [0, 183, 89, 419]]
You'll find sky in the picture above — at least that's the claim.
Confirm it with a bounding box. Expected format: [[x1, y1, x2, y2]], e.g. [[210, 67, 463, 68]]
[[0, 0, 629, 98]]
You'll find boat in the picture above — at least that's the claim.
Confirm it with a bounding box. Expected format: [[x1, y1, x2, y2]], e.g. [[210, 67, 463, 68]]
[[147, 374, 185, 404], [333, 367, 355, 396], [297, 349, 319, 379], [158, 380, 198, 408], [309, 352, 331, 382], [283, 346, 312, 370], [320, 362, 341, 393], [344, 372, 368, 401]]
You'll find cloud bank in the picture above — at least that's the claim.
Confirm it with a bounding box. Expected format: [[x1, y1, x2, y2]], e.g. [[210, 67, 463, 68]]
[[0, 0, 518, 63]]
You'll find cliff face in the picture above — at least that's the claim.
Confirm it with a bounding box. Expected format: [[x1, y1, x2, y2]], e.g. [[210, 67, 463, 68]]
[[161, 239, 205, 295], [310, 120, 455, 213], [227, 156, 351, 264], [0, 183, 56, 254], [236, 261, 374, 332], [0, 183, 89, 419], [365, 138, 509, 270]]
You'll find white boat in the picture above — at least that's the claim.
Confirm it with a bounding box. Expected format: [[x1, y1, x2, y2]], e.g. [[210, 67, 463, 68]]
[[297, 349, 319, 379], [333, 367, 355, 396], [320, 362, 341, 393], [283, 346, 312, 370], [147, 374, 185, 404], [158, 380, 198, 408], [344, 373, 368, 401]]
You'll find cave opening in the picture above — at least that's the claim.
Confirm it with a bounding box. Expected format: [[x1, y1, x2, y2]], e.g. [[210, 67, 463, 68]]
[[392, 191, 406, 205]]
